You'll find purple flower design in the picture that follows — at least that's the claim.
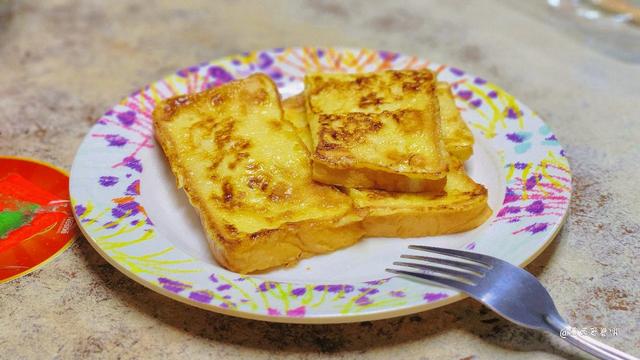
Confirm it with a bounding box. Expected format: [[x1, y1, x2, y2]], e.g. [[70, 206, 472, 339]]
[[497, 206, 521, 217], [389, 290, 405, 298], [313, 284, 355, 293], [117, 111, 136, 127], [358, 287, 379, 295], [379, 50, 398, 61], [505, 107, 522, 120], [488, 90, 498, 99], [514, 162, 529, 170], [506, 132, 526, 143], [287, 306, 306, 317], [364, 278, 388, 286], [177, 65, 200, 77], [99, 176, 118, 187], [189, 290, 213, 303], [424, 292, 448, 302], [525, 222, 548, 234], [123, 156, 142, 172], [105, 134, 128, 147], [208, 66, 234, 84], [112, 201, 140, 218], [291, 287, 306, 296], [470, 99, 482, 108], [450, 67, 465, 76], [503, 187, 520, 204], [267, 308, 280, 316], [457, 90, 472, 100], [209, 274, 218, 283], [158, 278, 192, 293], [74, 204, 87, 216], [355, 296, 373, 306], [220, 302, 237, 309], [474, 77, 487, 85], [525, 200, 544, 214], [526, 175, 540, 190], [257, 53, 274, 69], [125, 180, 140, 196], [257, 281, 277, 292], [217, 284, 232, 291], [269, 70, 283, 79]]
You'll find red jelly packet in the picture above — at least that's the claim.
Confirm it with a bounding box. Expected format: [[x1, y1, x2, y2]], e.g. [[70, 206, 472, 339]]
[[0, 157, 77, 283]]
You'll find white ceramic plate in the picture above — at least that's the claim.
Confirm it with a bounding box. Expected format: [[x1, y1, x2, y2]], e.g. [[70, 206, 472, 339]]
[[70, 47, 571, 323]]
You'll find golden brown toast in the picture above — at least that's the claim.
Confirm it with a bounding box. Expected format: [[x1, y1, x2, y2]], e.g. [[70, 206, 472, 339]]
[[285, 82, 475, 163], [283, 95, 491, 238], [437, 82, 474, 161], [304, 70, 449, 192], [346, 159, 492, 237], [153, 74, 364, 274]]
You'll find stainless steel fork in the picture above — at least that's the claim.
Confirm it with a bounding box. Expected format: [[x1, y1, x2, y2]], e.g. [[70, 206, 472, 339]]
[[387, 245, 638, 360]]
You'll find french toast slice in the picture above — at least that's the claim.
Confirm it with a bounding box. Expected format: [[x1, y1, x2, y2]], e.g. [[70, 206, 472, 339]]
[[304, 70, 449, 192], [153, 74, 364, 274], [346, 158, 492, 237], [283, 95, 491, 238], [437, 82, 474, 161]]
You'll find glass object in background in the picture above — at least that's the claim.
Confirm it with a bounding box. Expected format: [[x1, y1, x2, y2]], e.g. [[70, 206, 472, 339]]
[[584, 0, 640, 25], [546, 0, 640, 62]]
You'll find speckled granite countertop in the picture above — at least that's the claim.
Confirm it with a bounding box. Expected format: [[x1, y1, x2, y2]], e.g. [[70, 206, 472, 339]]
[[1, 0, 638, 359]]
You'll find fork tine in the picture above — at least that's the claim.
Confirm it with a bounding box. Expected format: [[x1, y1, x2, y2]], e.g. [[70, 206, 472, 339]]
[[408, 245, 494, 267], [386, 268, 474, 292], [400, 254, 488, 274], [393, 261, 479, 283]]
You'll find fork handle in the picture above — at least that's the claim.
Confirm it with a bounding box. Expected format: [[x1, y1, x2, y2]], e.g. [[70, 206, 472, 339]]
[[560, 331, 638, 360]]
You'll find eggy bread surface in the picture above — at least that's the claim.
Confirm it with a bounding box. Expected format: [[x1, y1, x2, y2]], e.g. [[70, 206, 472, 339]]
[[304, 70, 449, 192], [153, 74, 363, 273]]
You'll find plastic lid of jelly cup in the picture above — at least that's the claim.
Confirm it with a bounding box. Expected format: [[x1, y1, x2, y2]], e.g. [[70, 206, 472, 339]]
[[0, 156, 78, 283]]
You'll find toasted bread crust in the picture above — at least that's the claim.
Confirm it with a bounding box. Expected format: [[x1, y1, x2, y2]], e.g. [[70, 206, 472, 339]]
[[436, 82, 474, 161], [153, 74, 363, 273]]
